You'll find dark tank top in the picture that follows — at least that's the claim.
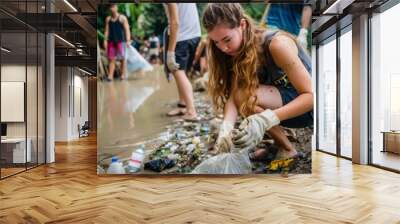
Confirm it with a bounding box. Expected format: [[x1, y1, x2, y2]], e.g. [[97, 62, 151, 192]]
[[108, 15, 125, 43], [257, 31, 311, 87]]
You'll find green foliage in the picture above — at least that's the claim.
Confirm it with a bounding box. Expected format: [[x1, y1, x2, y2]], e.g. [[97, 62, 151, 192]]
[[141, 4, 168, 38], [242, 3, 267, 23]]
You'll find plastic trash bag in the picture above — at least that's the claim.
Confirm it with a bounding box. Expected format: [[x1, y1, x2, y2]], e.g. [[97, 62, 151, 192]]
[[191, 149, 252, 174], [126, 45, 153, 73], [144, 158, 175, 172]]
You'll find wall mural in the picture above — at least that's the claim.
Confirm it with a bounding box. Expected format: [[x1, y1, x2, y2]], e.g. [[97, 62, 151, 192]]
[[97, 2, 313, 175]]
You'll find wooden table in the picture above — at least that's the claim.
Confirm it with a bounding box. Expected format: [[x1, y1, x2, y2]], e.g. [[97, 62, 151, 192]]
[[381, 131, 400, 154]]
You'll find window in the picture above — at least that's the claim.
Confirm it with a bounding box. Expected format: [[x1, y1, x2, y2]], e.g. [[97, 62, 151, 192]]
[[371, 3, 400, 171], [317, 36, 337, 154], [339, 28, 352, 158], [0, 0, 47, 179]]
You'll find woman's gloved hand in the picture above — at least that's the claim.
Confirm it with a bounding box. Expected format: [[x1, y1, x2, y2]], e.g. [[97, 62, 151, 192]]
[[214, 120, 234, 153], [232, 109, 280, 151]]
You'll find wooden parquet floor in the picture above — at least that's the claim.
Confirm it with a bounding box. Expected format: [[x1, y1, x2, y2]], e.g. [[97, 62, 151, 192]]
[[1, 135, 400, 224]]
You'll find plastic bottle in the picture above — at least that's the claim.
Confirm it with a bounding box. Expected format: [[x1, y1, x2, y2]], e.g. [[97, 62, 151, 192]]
[[127, 145, 145, 173], [107, 156, 125, 174]]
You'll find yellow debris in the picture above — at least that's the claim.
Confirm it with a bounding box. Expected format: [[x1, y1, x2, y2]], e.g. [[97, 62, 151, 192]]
[[267, 158, 294, 171]]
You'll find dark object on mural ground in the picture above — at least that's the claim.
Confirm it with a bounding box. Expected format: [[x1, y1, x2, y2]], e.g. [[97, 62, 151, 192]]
[[144, 158, 176, 172]]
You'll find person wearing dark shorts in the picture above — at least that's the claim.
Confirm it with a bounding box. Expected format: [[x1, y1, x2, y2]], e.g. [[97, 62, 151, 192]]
[[163, 29, 200, 80], [163, 3, 201, 121]]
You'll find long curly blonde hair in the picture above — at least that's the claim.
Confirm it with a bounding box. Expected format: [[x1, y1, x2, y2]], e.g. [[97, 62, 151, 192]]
[[202, 3, 260, 117]]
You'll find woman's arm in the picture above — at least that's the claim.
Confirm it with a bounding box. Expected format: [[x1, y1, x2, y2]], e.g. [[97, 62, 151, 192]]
[[223, 92, 238, 124], [268, 34, 313, 121]]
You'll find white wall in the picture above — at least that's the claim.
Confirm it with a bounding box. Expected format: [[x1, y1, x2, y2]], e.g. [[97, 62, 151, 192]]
[[55, 67, 89, 141], [1, 65, 31, 138], [55, 66, 69, 141], [1, 64, 46, 164]]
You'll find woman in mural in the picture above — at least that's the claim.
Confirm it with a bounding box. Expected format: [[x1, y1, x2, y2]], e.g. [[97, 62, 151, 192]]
[[202, 3, 313, 160]]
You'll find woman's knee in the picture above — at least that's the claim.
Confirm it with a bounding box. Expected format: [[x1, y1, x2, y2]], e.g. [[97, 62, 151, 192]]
[[233, 85, 281, 111], [256, 85, 283, 110]]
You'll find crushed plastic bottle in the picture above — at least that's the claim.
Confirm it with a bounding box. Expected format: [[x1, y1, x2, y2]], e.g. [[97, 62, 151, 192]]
[[107, 156, 125, 174], [127, 145, 145, 173]]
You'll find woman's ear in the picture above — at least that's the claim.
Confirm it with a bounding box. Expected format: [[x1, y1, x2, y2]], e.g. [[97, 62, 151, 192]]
[[240, 18, 247, 30]]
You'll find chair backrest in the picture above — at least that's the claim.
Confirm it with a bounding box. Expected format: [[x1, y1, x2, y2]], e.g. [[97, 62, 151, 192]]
[[82, 121, 90, 129]]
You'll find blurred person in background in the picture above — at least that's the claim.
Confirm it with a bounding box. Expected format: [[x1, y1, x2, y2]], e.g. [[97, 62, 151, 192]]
[[104, 4, 131, 81], [192, 35, 209, 78], [262, 1, 312, 51], [149, 32, 160, 63]]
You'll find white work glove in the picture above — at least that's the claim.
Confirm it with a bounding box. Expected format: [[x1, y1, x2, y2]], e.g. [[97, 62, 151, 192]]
[[232, 109, 280, 152], [166, 51, 180, 72], [297, 28, 308, 50], [214, 120, 234, 153]]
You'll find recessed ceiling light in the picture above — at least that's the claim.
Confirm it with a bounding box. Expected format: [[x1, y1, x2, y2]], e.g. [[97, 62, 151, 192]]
[[78, 67, 93, 76], [54, 34, 75, 48], [322, 0, 354, 15], [1, 47, 11, 53], [63, 0, 78, 12]]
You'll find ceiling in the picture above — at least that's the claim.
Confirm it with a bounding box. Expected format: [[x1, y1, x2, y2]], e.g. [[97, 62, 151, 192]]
[[311, 0, 391, 43], [0, 0, 99, 73]]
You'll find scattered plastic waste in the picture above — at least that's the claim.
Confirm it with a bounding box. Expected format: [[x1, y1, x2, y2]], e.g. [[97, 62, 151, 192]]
[[192, 136, 201, 145], [170, 144, 179, 153], [186, 144, 196, 153], [97, 91, 312, 174], [144, 158, 176, 172], [127, 145, 145, 173], [107, 156, 126, 174], [200, 126, 210, 134], [167, 153, 179, 160], [267, 158, 294, 171]]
